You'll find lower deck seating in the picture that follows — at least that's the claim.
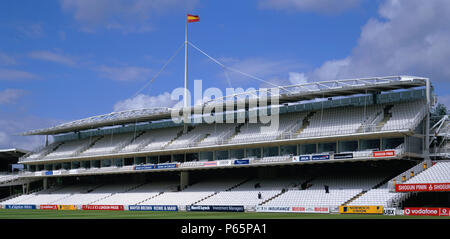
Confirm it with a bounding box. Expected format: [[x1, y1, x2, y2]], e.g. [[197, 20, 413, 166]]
[[264, 174, 389, 209], [142, 178, 244, 206], [197, 177, 304, 206], [1, 169, 414, 209], [348, 184, 402, 207], [92, 181, 179, 205]]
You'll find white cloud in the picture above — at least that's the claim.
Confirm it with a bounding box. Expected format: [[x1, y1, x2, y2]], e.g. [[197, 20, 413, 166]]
[[113, 92, 178, 112], [97, 65, 152, 82], [0, 114, 61, 151], [259, 0, 360, 14], [0, 89, 26, 104], [0, 68, 38, 81], [294, 0, 450, 86], [29, 51, 77, 67], [60, 0, 199, 33], [289, 72, 308, 85]]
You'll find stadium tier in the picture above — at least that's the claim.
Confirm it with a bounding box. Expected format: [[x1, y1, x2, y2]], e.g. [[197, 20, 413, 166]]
[[2, 76, 450, 213], [19, 99, 425, 164]]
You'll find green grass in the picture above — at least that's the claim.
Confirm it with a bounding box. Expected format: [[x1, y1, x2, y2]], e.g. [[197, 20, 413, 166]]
[[0, 209, 448, 219]]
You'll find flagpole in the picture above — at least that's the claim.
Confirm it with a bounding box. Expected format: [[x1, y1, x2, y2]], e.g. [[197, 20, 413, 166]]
[[184, 15, 188, 110], [184, 15, 189, 131]]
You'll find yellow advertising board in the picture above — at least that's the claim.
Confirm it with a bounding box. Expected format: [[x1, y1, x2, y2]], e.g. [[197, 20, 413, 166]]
[[339, 206, 383, 214], [58, 205, 77, 210]]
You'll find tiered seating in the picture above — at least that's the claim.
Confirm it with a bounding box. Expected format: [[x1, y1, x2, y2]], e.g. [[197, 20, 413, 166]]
[[197, 177, 302, 206], [93, 181, 178, 205], [228, 113, 305, 144], [297, 105, 382, 138], [166, 125, 212, 149], [80, 133, 134, 156], [140, 127, 182, 151], [0, 185, 81, 205], [52, 183, 137, 205], [196, 123, 238, 146], [142, 178, 244, 206], [382, 100, 426, 131], [349, 184, 402, 207], [0, 190, 48, 205], [43, 138, 94, 159], [20, 100, 427, 162], [405, 161, 450, 183], [265, 174, 387, 208]]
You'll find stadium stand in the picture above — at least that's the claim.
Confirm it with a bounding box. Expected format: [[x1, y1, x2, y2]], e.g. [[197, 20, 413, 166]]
[[19, 100, 426, 162], [3, 76, 449, 213]]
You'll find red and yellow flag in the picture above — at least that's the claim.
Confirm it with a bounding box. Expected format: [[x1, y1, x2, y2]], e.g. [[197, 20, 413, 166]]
[[187, 14, 200, 23]]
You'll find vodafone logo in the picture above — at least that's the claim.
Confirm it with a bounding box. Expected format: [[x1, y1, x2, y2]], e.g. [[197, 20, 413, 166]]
[[440, 208, 449, 216], [404, 207, 450, 216]]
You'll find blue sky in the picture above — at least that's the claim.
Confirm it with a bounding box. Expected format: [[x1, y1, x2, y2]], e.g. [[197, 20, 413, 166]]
[[1, 0, 449, 149]]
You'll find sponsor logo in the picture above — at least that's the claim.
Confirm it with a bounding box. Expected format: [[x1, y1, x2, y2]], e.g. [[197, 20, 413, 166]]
[[373, 150, 395, 158], [339, 206, 383, 214], [82, 205, 124, 211], [128, 205, 178, 211], [404, 207, 449, 216], [58, 205, 77, 210], [333, 153, 353, 159], [383, 208, 396, 216], [203, 161, 217, 167], [134, 163, 178, 171], [293, 155, 310, 162], [217, 160, 232, 166], [234, 159, 249, 165], [187, 205, 244, 212], [311, 154, 330, 161], [40, 205, 58, 210], [256, 206, 329, 213], [5, 205, 36, 209], [396, 183, 450, 192]]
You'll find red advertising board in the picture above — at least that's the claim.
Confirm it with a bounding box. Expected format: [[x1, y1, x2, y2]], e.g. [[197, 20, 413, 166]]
[[291, 207, 329, 213], [404, 207, 450, 216], [395, 183, 450, 192], [40, 205, 58, 210], [373, 150, 395, 157], [82, 205, 124, 211], [203, 161, 217, 167], [314, 207, 329, 213]]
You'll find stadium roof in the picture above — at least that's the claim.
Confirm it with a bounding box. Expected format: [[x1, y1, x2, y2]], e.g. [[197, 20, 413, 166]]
[[0, 148, 29, 159], [21, 75, 429, 136]]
